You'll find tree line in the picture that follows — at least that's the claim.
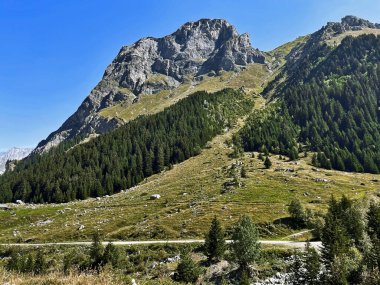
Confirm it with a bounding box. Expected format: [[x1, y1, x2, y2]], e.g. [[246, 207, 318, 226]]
[[0, 89, 250, 203], [240, 34, 380, 173], [286, 196, 380, 285]]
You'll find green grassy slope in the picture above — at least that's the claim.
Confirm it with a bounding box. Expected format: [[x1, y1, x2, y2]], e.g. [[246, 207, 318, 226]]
[[1, 96, 379, 243]]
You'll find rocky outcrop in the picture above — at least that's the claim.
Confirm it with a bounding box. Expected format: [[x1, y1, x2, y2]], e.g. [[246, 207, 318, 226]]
[[287, 16, 380, 64], [341, 15, 380, 30], [35, 19, 265, 153]]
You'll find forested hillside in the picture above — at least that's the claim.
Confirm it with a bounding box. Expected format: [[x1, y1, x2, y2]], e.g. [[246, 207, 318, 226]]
[[0, 89, 250, 203], [240, 34, 380, 173]]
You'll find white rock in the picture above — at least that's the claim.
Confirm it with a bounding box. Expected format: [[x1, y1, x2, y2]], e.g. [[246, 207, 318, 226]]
[[150, 194, 161, 200]]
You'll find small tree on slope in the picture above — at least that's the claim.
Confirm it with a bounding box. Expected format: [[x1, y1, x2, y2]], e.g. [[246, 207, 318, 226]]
[[204, 216, 225, 263]]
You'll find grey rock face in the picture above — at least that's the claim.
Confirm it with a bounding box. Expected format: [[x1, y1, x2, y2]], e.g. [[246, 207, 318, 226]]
[[321, 15, 380, 40], [0, 147, 33, 174], [341, 15, 380, 29], [35, 18, 265, 153]]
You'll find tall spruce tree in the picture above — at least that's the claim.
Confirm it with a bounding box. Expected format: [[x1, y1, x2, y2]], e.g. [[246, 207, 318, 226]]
[[175, 251, 201, 283], [231, 215, 260, 271], [204, 216, 225, 262], [90, 232, 104, 271]]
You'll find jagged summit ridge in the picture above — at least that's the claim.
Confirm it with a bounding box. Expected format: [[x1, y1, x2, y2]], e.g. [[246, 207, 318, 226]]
[[283, 15, 380, 75], [35, 19, 265, 153], [318, 15, 380, 41], [341, 15, 380, 29], [107, 18, 263, 93]]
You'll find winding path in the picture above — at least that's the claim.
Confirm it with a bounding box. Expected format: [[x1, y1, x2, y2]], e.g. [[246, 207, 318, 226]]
[[1, 239, 322, 249]]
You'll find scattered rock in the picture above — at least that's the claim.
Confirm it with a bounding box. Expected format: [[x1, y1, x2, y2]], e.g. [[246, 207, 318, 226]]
[[0, 204, 11, 210], [150, 194, 161, 200], [37, 219, 53, 226], [165, 255, 181, 263], [16, 200, 25, 205], [314, 178, 328, 183]]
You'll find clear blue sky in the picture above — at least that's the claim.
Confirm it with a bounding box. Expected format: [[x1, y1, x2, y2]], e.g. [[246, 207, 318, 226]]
[[0, 0, 379, 151]]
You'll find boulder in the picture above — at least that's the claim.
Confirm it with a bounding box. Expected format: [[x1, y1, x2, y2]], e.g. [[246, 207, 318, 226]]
[[150, 194, 161, 200]]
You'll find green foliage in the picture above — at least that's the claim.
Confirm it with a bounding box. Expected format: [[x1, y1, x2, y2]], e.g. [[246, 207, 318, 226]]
[[238, 105, 299, 158], [283, 35, 380, 173], [103, 242, 120, 268], [250, 35, 380, 173], [240, 166, 248, 178], [287, 244, 321, 285], [361, 267, 380, 285], [34, 249, 48, 275], [264, 157, 272, 169], [175, 252, 201, 283], [287, 252, 304, 285], [367, 202, 380, 240], [239, 269, 251, 285], [365, 203, 380, 273], [322, 197, 357, 263], [0, 89, 250, 203], [288, 199, 306, 226], [204, 216, 225, 262], [6, 247, 48, 275], [231, 215, 260, 270], [326, 247, 363, 285], [320, 196, 365, 284], [6, 247, 21, 272], [304, 243, 321, 285], [90, 232, 104, 271], [63, 249, 90, 274]]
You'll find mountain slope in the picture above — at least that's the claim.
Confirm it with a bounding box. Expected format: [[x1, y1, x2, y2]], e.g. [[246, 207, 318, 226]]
[[35, 19, 265, 153], [265, 16, 380, 98], [0, 148, 32, 174], [1, 97, 379, 243], [240, 16, 380, 173], [0, 89, 251, 203]]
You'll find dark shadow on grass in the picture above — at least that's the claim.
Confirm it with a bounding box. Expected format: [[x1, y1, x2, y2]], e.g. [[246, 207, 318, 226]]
[[272, 217, 305, 230]]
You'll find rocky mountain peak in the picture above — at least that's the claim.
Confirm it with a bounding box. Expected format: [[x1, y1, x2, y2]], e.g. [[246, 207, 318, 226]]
[[341, 15, 380, 29], [172, 18, 238, 45], [35, 19, 265, 153], [320, 15, 380, 41]]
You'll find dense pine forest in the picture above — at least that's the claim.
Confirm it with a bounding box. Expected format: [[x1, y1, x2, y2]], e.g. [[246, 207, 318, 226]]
[[0, 89, 250, 203], [238, 105, 299, 159], [240, 34, 380, 173]]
